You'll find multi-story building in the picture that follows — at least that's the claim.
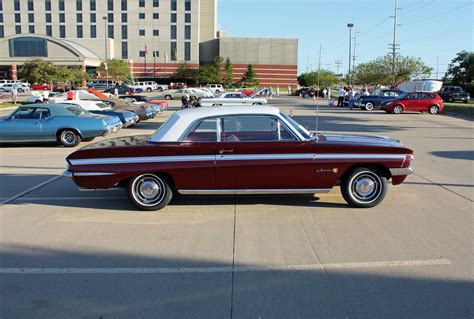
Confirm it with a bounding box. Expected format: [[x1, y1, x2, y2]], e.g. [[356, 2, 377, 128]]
[[0, 0, 297, 87]]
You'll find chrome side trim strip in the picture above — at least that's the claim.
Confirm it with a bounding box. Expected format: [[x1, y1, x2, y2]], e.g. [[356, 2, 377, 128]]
[[178, 189, 332, 195], [69, 154, 409, 166], [69, 155, 216, 166], [63, 170, 116, 177], [314, 154, 407, 160], [63, 170, 73, 178], [389, 167, 414, 176]]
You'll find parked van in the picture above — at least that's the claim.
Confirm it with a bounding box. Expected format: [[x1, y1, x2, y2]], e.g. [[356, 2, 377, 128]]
[[205, 83, 224, 94]]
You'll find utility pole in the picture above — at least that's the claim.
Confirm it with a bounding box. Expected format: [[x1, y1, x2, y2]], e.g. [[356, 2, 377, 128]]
[[436, 57, 439, 80], [306, 54, 309, 73], [389, 0, 400, 76], [352, 26, 358, 76], [347, 23, 354, 86], [317, 43, 322, 89], [335, 60, 342, 75], [102, 16, 109, 89]]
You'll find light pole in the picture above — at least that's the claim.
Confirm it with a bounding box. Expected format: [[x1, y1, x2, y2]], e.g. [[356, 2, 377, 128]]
[[347, 23, 354, 86], [102, 16, 109, 89]]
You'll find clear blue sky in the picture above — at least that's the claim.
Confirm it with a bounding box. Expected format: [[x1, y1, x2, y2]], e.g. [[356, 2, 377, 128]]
[[218, 0, 473, 77]]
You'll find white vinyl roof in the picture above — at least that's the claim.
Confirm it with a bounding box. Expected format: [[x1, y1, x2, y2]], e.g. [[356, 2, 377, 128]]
[[149, 106, 281, 142]]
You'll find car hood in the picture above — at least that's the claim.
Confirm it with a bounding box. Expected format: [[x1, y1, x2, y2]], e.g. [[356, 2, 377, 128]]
[[316, 133, 403, 148]]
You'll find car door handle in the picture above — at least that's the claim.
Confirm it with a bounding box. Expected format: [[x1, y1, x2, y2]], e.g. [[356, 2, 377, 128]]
[[218, 149, 234, 154]]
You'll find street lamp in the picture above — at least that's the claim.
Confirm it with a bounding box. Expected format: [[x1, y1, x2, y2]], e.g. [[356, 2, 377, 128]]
[[347, 23, 354, 86], [103, 16, 109, 89]]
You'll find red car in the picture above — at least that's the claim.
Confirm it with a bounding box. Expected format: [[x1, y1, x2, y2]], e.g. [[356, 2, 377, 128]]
[[381, 92, 444, 114], [119, 95, 168, 110], [31, 84, 52, 90], [240, 89, 255, 96], [64, 106, 414, 211]]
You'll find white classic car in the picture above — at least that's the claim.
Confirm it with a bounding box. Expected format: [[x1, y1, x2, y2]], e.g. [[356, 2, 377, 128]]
[[199, 92, 267, 107]]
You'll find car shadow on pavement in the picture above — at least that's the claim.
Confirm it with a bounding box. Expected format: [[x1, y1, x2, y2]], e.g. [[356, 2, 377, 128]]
[[293, 115, 408, 133], [430, 150, 474, 161], [0, 243, 472, 319]]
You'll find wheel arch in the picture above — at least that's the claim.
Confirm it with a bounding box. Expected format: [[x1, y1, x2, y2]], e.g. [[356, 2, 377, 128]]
[[337, 163, 391, 186], [118, 171, 178, 194], [56, 127, 84, 140]]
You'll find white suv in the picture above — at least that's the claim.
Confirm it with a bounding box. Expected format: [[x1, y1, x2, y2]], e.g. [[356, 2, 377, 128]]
[[205, 84, 224, 94]]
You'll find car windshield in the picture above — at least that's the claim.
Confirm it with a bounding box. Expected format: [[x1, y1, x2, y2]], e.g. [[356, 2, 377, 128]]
[[280, 112, 313, 140], [66, 105, 89, 116], [96, 102, 110, 109], [397, 93, 409, 99], [451, 87, 463, 92]]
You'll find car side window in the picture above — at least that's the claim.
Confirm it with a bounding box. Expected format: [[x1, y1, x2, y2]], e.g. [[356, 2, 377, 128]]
[[421, 93, 432, 99], [13, 108, 41, 120], [183, 118, 217, 142], [220, 116, 296, 142], [407, 93, 419, 99], [40, 108, 51, 119]]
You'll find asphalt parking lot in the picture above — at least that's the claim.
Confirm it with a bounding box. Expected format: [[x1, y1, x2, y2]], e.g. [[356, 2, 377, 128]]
[[0, 97, 472, 318]]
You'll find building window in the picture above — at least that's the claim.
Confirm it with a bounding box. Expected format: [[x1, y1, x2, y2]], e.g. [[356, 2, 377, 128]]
[[139, 0, 145, 7], [15, 25, 21, 34], [14, 0, 20, 11], [90, 0, 96, 11], [59, 25, 66, 38], [185, 25, 191, 39], [185, 0, 191, 11], [46, 25, 52, 36], [171, 42, 177, 61], [45, 13, 52, 23], [90, 13, 96, 23], [0, 0, 2, 11], [108, 25, 114, 38], [28, 0, 34, 11], [171, 0, 177, 11], [0, 14, 3, 23], [139, 51, 146, 57], [107, 0, 113, 11], [15, 13, 20, 23], [153, 0, 159, 7], [29, 25, 35, 34], [77, 25, 83, 38], [139, 29, 145, 36], [76, 0, 82, 11], [121, 0, 127, 10], [171, 13, 177, 23], [77, 13, 83, 23], [122, 42, 128, 59], [59, 13, 65, 23], [121, 25, 127, 39], [90, 25, 96, 38], [59, 0, 65, 11], [184, 42, 191, 61], [139, 13, 145, 19], [185, 13, 191, 23], [0, 25, 5, 38], [153, 13, 159, 19], [108, 13, 113, 22], [153, 29, 159, 36], [9, 37, 48, 57], [170, 25, 177, 39], [45, 0, 51, 11]]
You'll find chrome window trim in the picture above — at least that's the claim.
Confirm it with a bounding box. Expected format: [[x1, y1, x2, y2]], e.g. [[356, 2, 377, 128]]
[[313, 154, 407, 160], [219, 154, 314, 161], [178, 188, 332, 195], [180, 117, 219, 143]]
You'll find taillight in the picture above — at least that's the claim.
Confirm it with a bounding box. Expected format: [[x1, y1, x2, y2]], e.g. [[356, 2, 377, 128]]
[[403, 154, 414, 168]]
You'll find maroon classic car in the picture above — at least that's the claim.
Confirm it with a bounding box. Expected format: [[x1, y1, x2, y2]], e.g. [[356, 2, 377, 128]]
[[65, 106, 414, 211]]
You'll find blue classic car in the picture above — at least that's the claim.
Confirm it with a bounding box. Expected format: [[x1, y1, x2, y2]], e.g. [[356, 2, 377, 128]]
[[354, 89, 405, 111], [0, 104, 122, 147]]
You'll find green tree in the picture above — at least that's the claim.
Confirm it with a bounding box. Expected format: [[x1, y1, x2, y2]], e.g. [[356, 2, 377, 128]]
[[174, 62, 199, 85], [101, 59, 130, 83], [298, 69, 339, 87], [443, 51, 474, 87], [17, 59, 57, 84], [198, 57, 224, 84], [353, 54, 432, 88], [223, 57, 234, 88], [240, 64, 259, 87]]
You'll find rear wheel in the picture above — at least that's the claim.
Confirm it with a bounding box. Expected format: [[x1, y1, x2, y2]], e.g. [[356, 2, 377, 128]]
[[428, 105, 439, 115], [34, 99, 42, 104], [448, 97, 454, 102], [127, 173, 173, 211], [393, 105, 403, 114], [157, 87, 163, 92], [164, 95, 172, 100], [59, 129, 81, 147], [252, 102, 262, 106], [365, 102, 374, 111], [341, 167, 388, 208], [146, 88, 152, 93]]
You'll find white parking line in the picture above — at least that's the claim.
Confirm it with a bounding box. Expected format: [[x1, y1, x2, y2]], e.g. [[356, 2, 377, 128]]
[[0, 259, 451, 274]]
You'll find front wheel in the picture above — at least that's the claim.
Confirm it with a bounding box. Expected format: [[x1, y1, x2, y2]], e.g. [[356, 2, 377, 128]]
[[127, 173, 173, 211], [146, 88, 152, 93], [157, 87, 163, 92], [59, 129, 81, 147], [393, 105, 403, 114], [252, 102, 262, 106], [164, 95, 172, 100], [341, 167, 388, 208], [365, 102, 374, 111], [428, 105, 439, 114]]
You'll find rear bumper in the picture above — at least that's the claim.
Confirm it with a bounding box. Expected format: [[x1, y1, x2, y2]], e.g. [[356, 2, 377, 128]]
[[389, 167, 414, 176]]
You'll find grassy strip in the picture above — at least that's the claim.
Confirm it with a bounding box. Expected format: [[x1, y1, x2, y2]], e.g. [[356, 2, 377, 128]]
[[444, 103, 474, 116], [0, 101, 30, 109]]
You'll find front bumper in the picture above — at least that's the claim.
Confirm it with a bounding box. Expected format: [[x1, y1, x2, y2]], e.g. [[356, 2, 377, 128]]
[[104, 123, 123, 136], [123, 115, 139, 127]]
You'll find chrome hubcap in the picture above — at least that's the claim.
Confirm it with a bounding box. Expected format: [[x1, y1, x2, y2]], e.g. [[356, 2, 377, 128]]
[[351, 172, 382, 203], [63, 131, 76, 144], [133, 175, 166, 206]]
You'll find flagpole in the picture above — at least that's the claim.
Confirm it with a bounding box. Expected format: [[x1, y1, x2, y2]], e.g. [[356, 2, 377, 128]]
[[144, 46, 147, 78], [153, 52, 156, 79]]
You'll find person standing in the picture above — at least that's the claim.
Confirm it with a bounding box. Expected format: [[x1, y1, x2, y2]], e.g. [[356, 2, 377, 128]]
[[114, 86, 119, 98], [322, 88, 328, 99], [337, 87, 345, 107], [42, 90, 49, 103], [276, 86, 280, 97], [287, 85, 291, 96], [11, 85, 18, 105], [66, 88, 74, 100], [348, 88, 355, 110], [268, 87, 273, 99]]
